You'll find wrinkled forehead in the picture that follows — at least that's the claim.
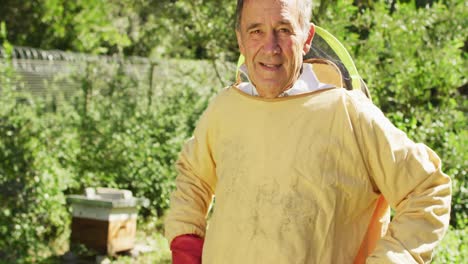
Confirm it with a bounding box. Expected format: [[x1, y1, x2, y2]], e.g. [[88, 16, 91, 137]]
[[240, 0, 301, 27]]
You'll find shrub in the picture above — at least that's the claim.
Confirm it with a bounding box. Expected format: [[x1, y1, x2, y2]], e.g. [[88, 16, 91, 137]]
[[0, 74, 70, 263], [432, 226, 468, 263], [0, 39, 233, 260], [46, 59, 234, 218]]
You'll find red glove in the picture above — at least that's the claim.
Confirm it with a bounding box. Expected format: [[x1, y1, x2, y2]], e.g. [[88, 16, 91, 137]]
[[170, 234, 204, 264]]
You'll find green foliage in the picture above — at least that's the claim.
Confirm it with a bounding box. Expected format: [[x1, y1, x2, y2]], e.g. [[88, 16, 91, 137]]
[[57, 59, 229, 217], [2, 21, 232, 259], [63, 64, 190, 216], [0, 43, 70, 262], [41, 0, 132, 54], [151, 0, 238, 60], [0, 0, 130, 54], [0, 0, 238, 58], [0, 56, 231, 262], [0, 21, 14, 91], [432, 226, 468, 263]]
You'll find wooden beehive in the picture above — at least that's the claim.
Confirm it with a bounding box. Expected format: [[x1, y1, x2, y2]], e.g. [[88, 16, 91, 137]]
[[67, 188, 139, 255]]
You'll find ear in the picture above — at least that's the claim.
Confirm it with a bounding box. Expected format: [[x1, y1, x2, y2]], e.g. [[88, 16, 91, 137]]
[[302, 23, 315, 55], [236, 30, 245, 55]]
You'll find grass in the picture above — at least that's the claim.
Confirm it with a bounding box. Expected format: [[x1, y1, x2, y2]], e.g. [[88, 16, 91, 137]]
[[110, 219, 171, 264]]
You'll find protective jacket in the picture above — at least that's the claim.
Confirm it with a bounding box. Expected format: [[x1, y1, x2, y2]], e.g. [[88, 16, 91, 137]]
[[165, 84, 451, 263]]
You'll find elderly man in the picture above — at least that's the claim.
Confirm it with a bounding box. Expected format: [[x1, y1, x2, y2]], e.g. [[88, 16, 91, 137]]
[[164, 0, 452, 263]]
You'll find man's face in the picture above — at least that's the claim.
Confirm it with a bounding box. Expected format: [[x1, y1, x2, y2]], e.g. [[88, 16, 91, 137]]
[[236, 0, 312, 98]]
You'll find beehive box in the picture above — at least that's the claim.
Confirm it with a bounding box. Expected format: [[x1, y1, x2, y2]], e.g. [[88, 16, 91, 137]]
[[67, 187, 140, 255]]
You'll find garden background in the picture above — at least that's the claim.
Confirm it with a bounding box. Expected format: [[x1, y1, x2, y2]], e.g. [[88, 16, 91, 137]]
[[0, 0, 466, 263]]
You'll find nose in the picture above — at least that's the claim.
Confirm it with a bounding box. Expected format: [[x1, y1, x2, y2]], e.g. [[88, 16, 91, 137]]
[[263, 32, 281, 55]]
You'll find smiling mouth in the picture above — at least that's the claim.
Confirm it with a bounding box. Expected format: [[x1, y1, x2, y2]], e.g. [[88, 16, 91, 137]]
[[259, 62, 281, 69]]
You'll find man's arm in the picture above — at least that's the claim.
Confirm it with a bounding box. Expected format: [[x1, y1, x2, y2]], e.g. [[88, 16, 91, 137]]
[[164, 107, 217, 260], [348, 91, 452, 264]]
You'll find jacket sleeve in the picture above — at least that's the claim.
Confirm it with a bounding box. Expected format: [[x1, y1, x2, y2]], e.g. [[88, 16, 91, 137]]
[[347, 92, 452, 264], [164, 105, 217, 245]]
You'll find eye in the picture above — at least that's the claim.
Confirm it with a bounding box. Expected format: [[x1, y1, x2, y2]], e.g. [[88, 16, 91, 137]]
[[278, 28, 291, 34], [250, 29, 262, 35]]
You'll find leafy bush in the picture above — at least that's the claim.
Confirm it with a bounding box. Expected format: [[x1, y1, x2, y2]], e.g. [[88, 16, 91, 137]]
[[1, 28, 233, 260], [59, 59, 233, 217], [432, 226, 468, 263], [0, 98, 72, 263], [0, 44, 71, 262]]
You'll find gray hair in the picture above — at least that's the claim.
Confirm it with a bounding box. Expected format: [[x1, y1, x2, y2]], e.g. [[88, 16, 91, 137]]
[[235, 0, 313, 35]]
